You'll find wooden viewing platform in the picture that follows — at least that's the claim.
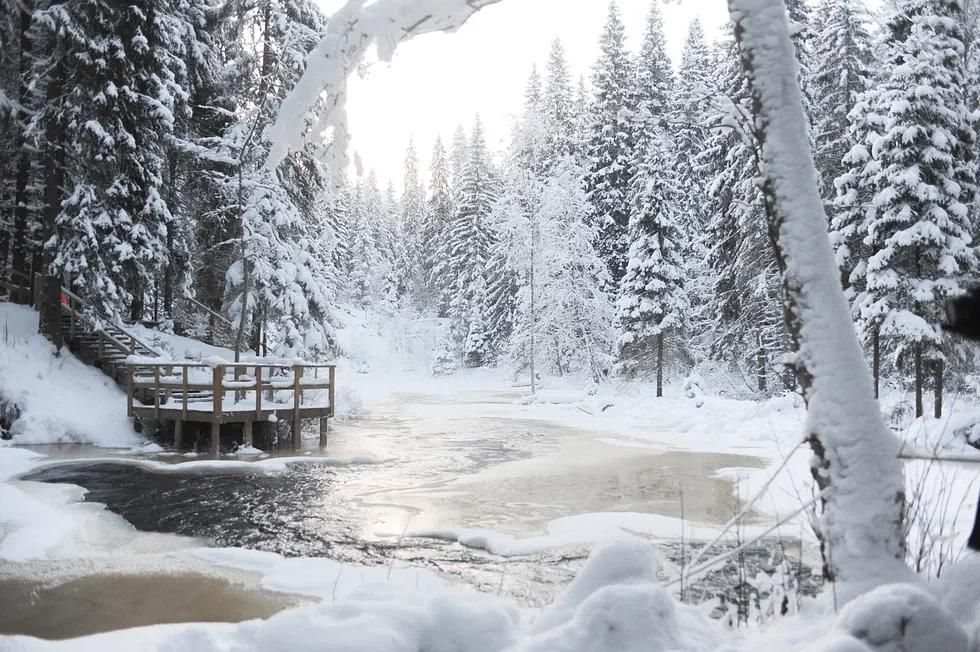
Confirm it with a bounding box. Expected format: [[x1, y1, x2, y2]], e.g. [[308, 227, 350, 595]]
[[1, 270, 338, 454], [126, 360, 336, 454]]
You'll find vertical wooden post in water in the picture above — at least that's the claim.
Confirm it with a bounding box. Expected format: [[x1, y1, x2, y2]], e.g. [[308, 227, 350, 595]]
[[174, 419, 183, 449], [212, 365, 223, 455], [319, 417, 328, 448], [292, 365, 304, 449], [244, 421, 253, 447]]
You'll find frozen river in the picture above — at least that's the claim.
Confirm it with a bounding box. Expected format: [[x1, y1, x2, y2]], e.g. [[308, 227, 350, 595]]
[[3, 388, 812, 639]]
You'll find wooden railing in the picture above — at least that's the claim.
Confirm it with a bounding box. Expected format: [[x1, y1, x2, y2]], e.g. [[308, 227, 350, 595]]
[[57, 281, 163, 359], [125, 361, 336, 425], [0, 265, 32, 302]]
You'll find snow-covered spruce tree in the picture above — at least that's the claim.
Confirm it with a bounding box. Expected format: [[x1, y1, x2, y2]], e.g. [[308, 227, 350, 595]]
[[616, 130, 689, 395], [700, 34, 789, 394], [381, 180, 404, 308], [446, 117, 495, 363], [2, 0, 45, 304], [585, 1, 636, 288], [728, 0, 906, 588], [830, 59, 888, 394], [345, 179, 379, 307], [329, 178, 354, 275], [673, 18, 716, 341], [859, 0, 978, 418], [401, 138, 430, 309], [47, 0, 180, 321], [226, 158, 337, 358], [634, 0, 674, 143], [543, 39, 577, 163], [431, 124, 470, 317], [425, 137, 454, 316], [811, 0, 873, 210]]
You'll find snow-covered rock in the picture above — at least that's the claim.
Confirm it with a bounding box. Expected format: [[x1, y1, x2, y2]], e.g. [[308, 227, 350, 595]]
[[836, 583, 969, 652]]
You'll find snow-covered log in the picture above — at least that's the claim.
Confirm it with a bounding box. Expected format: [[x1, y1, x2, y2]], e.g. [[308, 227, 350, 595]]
[[263, 0, 503, 177], [727, 0, 907, 589]]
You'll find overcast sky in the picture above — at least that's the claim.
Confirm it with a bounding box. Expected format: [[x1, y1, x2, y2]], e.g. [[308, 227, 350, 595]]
[[316, 0, 730, 190]]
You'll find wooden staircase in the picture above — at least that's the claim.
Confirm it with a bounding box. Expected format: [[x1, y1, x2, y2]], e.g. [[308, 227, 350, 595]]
[[59, 287, 165, 387]]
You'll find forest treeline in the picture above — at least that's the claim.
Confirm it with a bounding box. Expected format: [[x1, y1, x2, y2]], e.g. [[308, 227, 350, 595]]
[[1, 0, 978, 416]]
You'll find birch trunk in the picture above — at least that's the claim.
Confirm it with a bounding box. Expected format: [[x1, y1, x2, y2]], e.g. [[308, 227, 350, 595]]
[[728, 0, 907, 589]]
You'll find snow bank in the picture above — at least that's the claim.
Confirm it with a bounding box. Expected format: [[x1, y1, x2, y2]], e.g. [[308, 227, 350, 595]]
[[0, 304, 140, 447], [5, 541, 724, 652], [195, 547, 447, 600]]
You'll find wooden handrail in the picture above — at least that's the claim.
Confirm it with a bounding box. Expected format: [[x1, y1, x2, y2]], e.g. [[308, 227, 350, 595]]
[[124, 361, 337, 371], [56, 283, 164, 358], [125, 361, 334, 418], [185, 295, 235, 327]]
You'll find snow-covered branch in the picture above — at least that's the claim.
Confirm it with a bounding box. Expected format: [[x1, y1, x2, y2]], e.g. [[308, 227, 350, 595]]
[[263, 0, 503, 177]]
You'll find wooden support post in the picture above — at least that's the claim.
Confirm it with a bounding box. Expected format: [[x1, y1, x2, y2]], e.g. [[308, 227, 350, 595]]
[[210, 422, 220, 455], [126, 366, 135, 417], [213, 365, 223, 420], [244, 420, 253, 447], [319, 417, 328, 448], [328, 366, 336, 418], [174, 419, 183, 449], [181, 365, 188, 420], [164, 365, 173, 407], [129, 334, 135, 355], [255, 366, 263, 419], [292, 365, 303, 449], [235, 365, 245, 403], [154, 365, 161, 420]]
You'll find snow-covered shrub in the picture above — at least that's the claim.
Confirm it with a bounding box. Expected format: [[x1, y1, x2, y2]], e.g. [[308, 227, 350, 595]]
[[524, 542, 723, 652], [431, 340, 458, 377]]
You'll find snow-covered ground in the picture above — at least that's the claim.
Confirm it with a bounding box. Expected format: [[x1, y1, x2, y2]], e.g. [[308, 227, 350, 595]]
[[3, 304, 980, 650]]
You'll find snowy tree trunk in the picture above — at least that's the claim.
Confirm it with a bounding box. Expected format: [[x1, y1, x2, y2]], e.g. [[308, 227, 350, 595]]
[[729, 0, 906, 587], [872, 329, 880, 400], [934, 361, 944, 419], [656, 332, 664, 398], [914, 345, 924, 418], [38, 62, 65, 348], [10, 0, 32, 305]]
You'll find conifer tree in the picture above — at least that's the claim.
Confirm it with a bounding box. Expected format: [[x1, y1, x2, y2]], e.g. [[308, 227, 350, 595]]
[[700, 34, 787, 393], [401, 138, 429, 307], [585, 1, 636, 287], [446, 117, 495, 362], [634, 0, 674, 140], [46, 0, 180, 320], [812, 0, 873, 209], [857, 0, 978, 417], [617, 130, 689, 394], [543, 39, 576, 162], [425, 137, 454, 315], [673, 19, 716, 328]]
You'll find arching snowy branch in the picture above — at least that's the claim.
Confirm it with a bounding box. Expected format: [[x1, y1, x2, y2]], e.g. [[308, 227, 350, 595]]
[[263, 0, 503, 176]]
